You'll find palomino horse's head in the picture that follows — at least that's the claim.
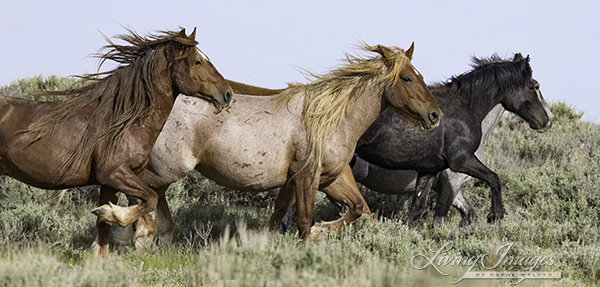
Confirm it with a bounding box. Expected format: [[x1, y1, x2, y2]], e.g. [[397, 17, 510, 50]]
[[376, 43, 442, 130], [172, 28, 233, 110], [501, 54, 554, 131]]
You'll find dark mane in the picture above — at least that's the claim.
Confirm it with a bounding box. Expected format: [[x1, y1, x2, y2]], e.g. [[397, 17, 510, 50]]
[[27, 27, 198, 181], [431, 54, 532, 108]]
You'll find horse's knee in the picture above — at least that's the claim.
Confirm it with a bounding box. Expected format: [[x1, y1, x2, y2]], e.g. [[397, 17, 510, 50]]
[[349, 200, 364, 219], [144, 194, 158, 210]]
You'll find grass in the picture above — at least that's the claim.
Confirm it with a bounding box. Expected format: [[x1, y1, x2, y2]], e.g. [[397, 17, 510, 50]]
[[0, 76, 598, 286]]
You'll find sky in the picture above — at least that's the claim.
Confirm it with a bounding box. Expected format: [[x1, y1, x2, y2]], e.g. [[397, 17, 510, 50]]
[[1, 1, 598, 122]]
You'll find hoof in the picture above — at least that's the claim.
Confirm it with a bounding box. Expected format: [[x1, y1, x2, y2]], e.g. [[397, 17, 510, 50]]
[[310, 221, 334, 241], [486, 211, 505, 223], [91, 240, 109, 258], [432, 216, 445, 228], [91, 202, 133, 227], [459, 213, 475, 228], [92, 204, 113, 221]]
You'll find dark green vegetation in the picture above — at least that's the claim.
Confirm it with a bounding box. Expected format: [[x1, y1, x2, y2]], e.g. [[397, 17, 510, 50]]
[[0, 76, 598, 286]]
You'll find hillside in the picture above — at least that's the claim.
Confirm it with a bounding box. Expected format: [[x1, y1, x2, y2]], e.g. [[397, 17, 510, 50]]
[[0, 75, 598, 286]]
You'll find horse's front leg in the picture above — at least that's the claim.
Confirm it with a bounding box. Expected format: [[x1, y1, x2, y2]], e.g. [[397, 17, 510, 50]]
[[313, 165, 372, 240], [93, 187, 120, 258], [406, 173, 435, 228], [449, 154, 504, 223], [290, 168, 319, 246], [92, 165, 158, 228]]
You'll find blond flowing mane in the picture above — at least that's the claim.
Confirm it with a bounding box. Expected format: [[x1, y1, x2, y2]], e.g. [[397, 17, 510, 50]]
[[26, 28, 199, 182], [276, 43, 410, 180]]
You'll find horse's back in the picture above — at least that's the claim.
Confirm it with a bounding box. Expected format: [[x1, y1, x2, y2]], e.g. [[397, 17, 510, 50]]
[[0, 96, 94, 187]]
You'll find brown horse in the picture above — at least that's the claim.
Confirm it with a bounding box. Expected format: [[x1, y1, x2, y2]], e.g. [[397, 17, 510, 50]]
[[110, 43, 442, 248], [0, 27, 232, 257]]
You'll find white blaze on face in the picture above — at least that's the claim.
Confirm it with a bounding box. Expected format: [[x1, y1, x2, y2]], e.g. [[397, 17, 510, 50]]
[[412, 66, 422, 78], [535, 85, 554, 120], [197, 48, 209, 61]]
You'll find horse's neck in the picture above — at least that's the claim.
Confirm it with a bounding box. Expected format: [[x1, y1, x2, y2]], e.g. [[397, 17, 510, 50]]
[[466, 87, 505, 124], [340, 84, 385, 142], [142, 82, 176, 131]]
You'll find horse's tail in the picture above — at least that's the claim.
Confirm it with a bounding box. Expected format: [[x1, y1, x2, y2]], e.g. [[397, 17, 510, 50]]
[[45, 189, 67, 210]]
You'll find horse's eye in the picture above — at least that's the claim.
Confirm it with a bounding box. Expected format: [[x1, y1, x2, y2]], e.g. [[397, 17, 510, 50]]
[[403, 77, 412, 83], [195, 61, 202, 66]]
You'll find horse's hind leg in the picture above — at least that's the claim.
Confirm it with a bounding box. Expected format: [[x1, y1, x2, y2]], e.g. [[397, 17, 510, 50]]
[[432, 170, 476, 227], [312, 165, 372, 240], [154, 186, 174, 246], [92, 165, 158, 228], [406, 173, 435, 228], [93, 188, 120, 258], [453, 191, 475, 227]]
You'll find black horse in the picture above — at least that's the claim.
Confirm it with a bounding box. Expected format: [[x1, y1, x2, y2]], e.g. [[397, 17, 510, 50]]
[[350, 104, 504, 227], [354, 53, 554, 227]]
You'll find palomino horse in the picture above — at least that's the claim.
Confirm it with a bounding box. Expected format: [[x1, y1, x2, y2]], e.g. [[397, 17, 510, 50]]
[[0, 27, 232, 257], [354, 54, 553, 227], [109, 43, 442, 248]]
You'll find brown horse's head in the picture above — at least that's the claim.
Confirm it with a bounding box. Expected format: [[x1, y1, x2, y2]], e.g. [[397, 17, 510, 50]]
[[377, 43, 442, 130], [171, 28, 233, 111]]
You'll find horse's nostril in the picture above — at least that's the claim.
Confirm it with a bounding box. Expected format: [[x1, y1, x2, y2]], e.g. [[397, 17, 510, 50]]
[[429, 111, 439, 124], [225, 90, 233, 102]]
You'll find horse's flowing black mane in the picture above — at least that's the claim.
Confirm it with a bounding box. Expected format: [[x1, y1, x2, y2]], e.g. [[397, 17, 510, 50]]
[[432, 54, 533, 108]]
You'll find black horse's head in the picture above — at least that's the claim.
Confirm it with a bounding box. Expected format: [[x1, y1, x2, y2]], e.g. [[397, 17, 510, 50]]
[[501, 54, 554, 131]]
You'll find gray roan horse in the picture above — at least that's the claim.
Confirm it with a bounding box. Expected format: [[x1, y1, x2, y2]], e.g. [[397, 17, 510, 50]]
[[104, 43, 443, 248], [354, 54, 553, 228]]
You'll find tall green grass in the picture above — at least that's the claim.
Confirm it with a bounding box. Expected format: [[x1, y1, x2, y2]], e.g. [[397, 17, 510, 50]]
[[0, 76, 597, 286]]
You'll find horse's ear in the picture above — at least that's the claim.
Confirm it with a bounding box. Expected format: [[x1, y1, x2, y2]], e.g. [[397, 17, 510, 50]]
[[513, 53, 523, 61], [405, 42, 415, 60], [189, 27, 197, 41], [179, 28, 186, 37], [376, 44, 394, 66]]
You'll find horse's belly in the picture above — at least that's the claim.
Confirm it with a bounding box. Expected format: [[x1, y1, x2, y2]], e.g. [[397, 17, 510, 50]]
[[0, 136, 92, 188], [359, 164, 417, 194], [197, 151, 289, 191]]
